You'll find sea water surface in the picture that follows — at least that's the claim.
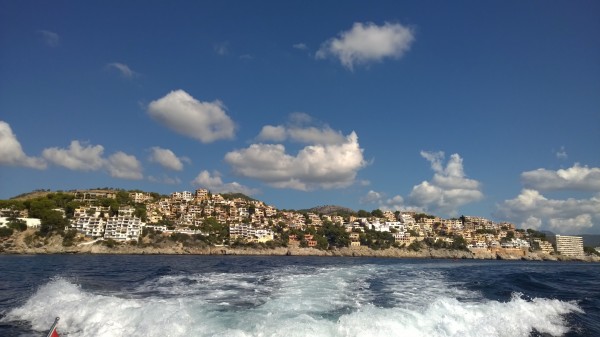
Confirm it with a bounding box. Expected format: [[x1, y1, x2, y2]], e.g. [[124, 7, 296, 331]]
[[0, 255, 598, 337]]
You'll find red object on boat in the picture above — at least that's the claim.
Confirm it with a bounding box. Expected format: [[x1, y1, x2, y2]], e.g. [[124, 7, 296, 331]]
[[46, 317, 60, 337]]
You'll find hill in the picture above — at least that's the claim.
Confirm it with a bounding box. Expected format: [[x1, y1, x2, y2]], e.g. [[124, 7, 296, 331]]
[[302, 205, 356, 216]]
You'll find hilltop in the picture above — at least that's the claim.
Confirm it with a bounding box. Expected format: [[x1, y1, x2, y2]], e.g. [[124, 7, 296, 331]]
[[302, 205, 356, 216]]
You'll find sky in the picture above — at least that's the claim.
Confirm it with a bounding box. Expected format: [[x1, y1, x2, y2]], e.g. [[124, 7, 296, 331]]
[[1, 1, 599, 234]]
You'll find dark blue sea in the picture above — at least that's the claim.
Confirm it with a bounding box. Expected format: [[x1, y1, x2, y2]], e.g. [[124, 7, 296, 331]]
[[0, 255, 598, 337]]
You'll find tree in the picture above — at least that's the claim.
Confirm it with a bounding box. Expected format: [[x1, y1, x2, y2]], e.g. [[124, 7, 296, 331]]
[[357, 210, 370, 218], [451, 235, 468, 251], [584, 247, 600, 256], [371, 209, 384, 218], [0, 227, 14, 238], [319, 222, 350, 248], [116, 191, 131, 205], [408, 240, 421, 251], [8, 219, 27, 232], [38, 210, 69, 237]]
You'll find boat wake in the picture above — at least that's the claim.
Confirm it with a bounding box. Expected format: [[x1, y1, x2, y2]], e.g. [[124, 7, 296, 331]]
[[2, 265, 583, 337]]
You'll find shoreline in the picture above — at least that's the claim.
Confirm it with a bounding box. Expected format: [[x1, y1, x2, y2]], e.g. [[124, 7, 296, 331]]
[[3, 243, 599, 263], [2, 231, 598, 262]]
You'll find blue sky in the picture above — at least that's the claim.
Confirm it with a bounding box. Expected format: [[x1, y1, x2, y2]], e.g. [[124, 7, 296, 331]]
[[1, 1, 599, 234]]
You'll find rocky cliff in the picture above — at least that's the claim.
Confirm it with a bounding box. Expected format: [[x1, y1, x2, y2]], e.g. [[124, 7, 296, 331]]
[[2, 230, 599, 262]]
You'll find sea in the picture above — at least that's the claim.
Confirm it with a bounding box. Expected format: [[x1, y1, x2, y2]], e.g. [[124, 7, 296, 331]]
[[0, 255, 598, 337]]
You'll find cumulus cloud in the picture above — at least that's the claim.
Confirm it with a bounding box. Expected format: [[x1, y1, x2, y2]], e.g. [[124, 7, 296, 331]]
[[106, 62, 137, 78], [360, 190, 384, 204], [316, 22, 414, 70], [496, 189, 600, 233], [257, 125, 287, 142], [106, 152, 143, 180], [360, 189, 419, 212], [148, 147, 188, 171], [225, 130, 366, 191], [0, 121, 46, 169], [37, 30, 60, 47], [192, 170, 257, 195], [408, 151, 483, 216], [257, 113, 345, 145], [521, 164, 600, 191], [147, 90, 236, 143], [42, 140, 105, 171]]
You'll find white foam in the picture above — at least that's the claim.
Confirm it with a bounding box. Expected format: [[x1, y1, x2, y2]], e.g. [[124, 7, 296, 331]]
[[2, 267, 583, 337]]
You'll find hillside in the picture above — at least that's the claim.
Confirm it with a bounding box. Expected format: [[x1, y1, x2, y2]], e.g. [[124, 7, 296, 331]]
[[303, 205, 356, 215]]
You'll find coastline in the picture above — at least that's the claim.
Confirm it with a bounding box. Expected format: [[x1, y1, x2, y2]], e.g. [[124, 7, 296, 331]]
[[2, 232, 599, 262]]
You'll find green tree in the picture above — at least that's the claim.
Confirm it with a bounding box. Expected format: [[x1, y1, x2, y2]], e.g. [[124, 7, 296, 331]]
[[408, 240, 421, 251], [584, 246, 600, 256], [116, 191, 131, 205], [451, 235, 468, 251], [371, 209, 384, 218], [319, 222, 350, 248], [0, 227, 14, 237], [357, 210, 370, 218], [8, 219, 27, 232], [37, 210, 69, 237], [62, 230, 78, 246]]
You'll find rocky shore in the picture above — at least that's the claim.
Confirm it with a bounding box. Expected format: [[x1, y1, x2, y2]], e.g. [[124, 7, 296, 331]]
[[2, 230, 599, 262]]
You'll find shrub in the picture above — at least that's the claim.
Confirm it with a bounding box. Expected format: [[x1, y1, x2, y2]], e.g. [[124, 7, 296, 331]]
[[102, 239, 118, 248], [0, 227, 14, 238], [408, 241, 421, 252], [62, 230, 78, 247]]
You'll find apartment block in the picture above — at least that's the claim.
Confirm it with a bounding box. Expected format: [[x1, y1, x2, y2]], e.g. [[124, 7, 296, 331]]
[[555, 235, 584, 257]]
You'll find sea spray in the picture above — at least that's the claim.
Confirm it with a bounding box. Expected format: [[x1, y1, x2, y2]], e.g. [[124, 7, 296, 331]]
[[3, 261, 586, 337]]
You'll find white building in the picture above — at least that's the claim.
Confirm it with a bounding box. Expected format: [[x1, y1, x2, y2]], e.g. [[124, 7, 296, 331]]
[[104, 216, 144, 241], [0, 217, 41, 229], [555, 235, 584, 257], [71, 216, 106, 238]]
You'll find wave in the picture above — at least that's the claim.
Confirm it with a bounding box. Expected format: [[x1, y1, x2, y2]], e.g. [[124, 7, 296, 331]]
[[2, 270, 583, 337]]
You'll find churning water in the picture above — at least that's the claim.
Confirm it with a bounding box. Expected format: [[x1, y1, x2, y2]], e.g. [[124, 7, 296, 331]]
[[0, 255, 598, 337]]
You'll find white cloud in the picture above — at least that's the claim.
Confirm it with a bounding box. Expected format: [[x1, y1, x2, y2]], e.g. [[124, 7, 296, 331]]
[[225, 131, 366, 191], [106, 62, 136, 78], [37, 30, 60, 47], [521, 163, 600, 191], [555, 146, 568, 160], [0, 121, 46, 169], [548, 214, 594, 232], [257, 125, 287, 142], [148, 147, 187, 171], [316, 22, 414, 70], [409, 151, 483, 216], [360, 190, 383, 204], [147, 90, 236, 143], [293, 43, 308, 50], [148, 175, 182, 185], [257, 113, 345, 145], [42, 140, 105, 171], [496, 189, 600, 234], [522, 216, 543, 230], [106, 152, 143, 180], [192, 170, 257, 195], [360, 189, 419, 212]]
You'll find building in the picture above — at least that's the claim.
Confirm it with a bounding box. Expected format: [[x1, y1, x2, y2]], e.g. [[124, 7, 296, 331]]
[[534, 239, 555, 254], [0, 217, 41, 229], [555, 235, 584, 257], [104, 216, 144, 241]]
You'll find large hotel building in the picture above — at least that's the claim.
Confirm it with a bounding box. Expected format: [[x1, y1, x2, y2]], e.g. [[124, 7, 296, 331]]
[[555, 235, 584, 257]]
